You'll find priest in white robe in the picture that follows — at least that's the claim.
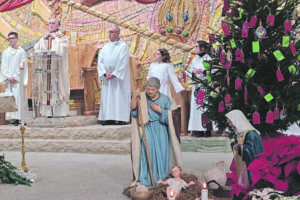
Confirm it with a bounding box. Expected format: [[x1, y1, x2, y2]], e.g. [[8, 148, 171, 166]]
[[0, 32, 28, 124], [147, 48, 184, 97], [34, 18, 70, 117], [97, 25, 131, 125]]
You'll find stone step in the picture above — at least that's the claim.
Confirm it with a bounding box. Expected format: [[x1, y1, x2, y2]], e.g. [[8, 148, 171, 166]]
[[0, 139, 131, 154], [0, 124, 131, 140]]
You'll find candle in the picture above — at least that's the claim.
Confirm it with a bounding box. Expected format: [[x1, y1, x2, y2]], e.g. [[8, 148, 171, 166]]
[[201, 183, 208, 200]]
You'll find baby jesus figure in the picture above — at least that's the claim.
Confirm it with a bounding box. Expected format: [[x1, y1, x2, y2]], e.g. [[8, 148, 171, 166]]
[[157, 166, 196, 199]]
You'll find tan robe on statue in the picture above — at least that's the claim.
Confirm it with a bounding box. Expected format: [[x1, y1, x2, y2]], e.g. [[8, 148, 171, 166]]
[[34, 34, 70, 117], [130, 91, 183, 186]]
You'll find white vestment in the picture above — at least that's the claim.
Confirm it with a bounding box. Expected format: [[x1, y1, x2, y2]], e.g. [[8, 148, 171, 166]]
[[147, 62, 184, 97], [97, 38, 131, 122], [34, 35, 70, 117], [0, 46, 28, 120], [188, 54, 212, 131]]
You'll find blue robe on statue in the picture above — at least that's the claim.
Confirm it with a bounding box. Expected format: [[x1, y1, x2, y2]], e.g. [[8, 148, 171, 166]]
[[131, 93, 171, 186], [231, 130, 264, 185]]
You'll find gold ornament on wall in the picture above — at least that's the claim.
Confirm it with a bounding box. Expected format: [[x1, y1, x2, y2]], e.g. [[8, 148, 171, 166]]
[[158, 0, 200, 43]]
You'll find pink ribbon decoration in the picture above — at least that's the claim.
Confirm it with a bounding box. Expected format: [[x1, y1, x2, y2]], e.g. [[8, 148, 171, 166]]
[[220, 51, 225, 63], [242, 22, 249, 38], [235, 78, 243, 90], [276, 70, 284, 82], [209, 34, 215, 44], [266, 111, 274, 124], [290, 43, 296, 55], [196, 90, 206, 105], [222, 23, 231, 36], [224, 94, 232, 107], [257, 86, 265, 96], [252, 112, 260, 124], [182, 72, 186, 83], [223, 0, 229, 12], [218, 101, 224, 112], [244, 87, 248, 105], [284, 20, 292, 35], [274, 107, 279, 120], [266, 14, 275, 26], [249, 16, 257, 27]]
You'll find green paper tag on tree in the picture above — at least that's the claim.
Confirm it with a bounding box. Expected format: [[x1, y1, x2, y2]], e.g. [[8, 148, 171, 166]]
[[298, 55, 300, 60], [206, 72, 211, 82], [228, 20, 233, 25], [252, 41, 260, 53], [264, 93, 274, 102], [282, 36, 289, 47], [238, 8, 243, 18], [288, 65, 297, 74], [273, 50, 285, 61], [203, 61, 210, 70], [212, 93, 217, 98], [245, 69, 256, 79], [230, 39, 237, 49], [298, 104, 300, 111]]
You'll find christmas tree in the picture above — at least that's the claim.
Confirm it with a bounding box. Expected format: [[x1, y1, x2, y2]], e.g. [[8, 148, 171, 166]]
[[195, 0, 300, 135]]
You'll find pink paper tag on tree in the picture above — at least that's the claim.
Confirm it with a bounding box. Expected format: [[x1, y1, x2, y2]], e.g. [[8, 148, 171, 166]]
[[222, 23, 231, 35], [235, 78, 243, 90], [290, 43, 296, 55], [218, 101, 224, 112], [242, 22, 249, 38], [284, 20, 292, 35], [224, 94, 232, 107], [266, 111, 274, 123], [196, 90, 206, 105], [276, 70, 284, 81], [274, 107, 279, 120], [252, 112, 260, 124], [249, 16, 257, 27], [267, 14, 274, 26], [257, 86, 265, 96], [223, 0, 229, 12], [224, 61, 232, 69]]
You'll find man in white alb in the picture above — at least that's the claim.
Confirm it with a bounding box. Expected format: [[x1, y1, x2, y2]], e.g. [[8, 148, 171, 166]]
[[34, 18, 70, 117], [0, 32, 28, 125], [97, 25, 131, 125]]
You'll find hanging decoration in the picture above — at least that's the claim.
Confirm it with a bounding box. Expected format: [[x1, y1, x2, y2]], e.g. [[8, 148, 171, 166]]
[[218, 101, 224, 112], [252, 111, 260, 124], [280, 106, 287, 120], [249, 15, 257, 27], [196, 90, 206, 105], [235, 78, 242, 90], [266, 111, 274, 123], [266, 13, 275, 26], [242, 22, 249, 38], [255, 20, 267, 40]]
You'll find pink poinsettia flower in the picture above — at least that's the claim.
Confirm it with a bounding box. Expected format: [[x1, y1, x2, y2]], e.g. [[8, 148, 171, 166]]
[[274, 179, 289, 191], [284, 160, 299, 176]]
